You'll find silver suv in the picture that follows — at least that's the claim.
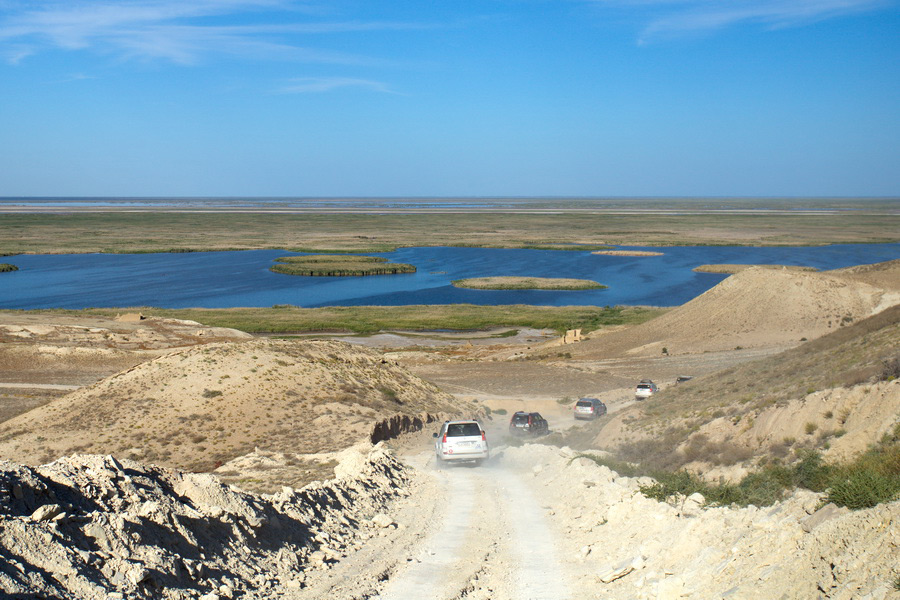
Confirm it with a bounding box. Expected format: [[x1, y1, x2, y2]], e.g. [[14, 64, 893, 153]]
[[574, 397, 607, 420], [635, 380, 658, 400], [433, 420, 489, 466]]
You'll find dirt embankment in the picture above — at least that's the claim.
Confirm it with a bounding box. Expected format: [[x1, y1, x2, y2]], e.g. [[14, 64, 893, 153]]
[[508, 444, 900, 600], [562, 261, 898, 360], [0, 339, 474, 472]]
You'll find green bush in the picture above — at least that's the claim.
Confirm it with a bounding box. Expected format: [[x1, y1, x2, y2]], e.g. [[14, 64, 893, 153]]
[[618, 443, 899, 510], [827, 469, 899, 510]]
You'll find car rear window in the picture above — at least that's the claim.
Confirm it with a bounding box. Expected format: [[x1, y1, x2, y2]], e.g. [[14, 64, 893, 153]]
[[637, 384, 652, 389], [511, 414, 529, 424], [576, 400, 594, 408], [447, 423, 482, 437]]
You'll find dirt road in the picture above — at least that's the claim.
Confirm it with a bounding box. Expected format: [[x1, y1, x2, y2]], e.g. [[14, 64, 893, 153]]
[[295, 446, 577, 600], [376, 452, 571, 600]]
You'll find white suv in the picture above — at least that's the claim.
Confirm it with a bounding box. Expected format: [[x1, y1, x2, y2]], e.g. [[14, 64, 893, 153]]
[[433, 420, 489, 466], [635, 380, 658, 400]]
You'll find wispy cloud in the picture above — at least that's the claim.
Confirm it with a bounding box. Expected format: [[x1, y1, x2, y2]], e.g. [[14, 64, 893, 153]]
[[279, 76, 395, 94], [0, 0, 429, 65], [588, 0, 890, 42]]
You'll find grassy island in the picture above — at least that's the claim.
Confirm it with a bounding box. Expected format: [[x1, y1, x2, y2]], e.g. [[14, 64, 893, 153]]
[[693, 264, 819, 274], [452, 276, 606, 290], [271, 254, 416, 277], [592, 250, 664, 257], [0, 264, 18, 273]]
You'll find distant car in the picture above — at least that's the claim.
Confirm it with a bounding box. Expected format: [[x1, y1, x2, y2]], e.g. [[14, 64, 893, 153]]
[[635, 380, 658, 400], [574, 398, 607, 420], [433, 420, 489, 466], [509, 411, 549, 436]]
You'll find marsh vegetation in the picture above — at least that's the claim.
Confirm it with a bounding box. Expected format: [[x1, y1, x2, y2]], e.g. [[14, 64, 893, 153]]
[[30, 304, 664, 335], [270, 255, 416, 277]]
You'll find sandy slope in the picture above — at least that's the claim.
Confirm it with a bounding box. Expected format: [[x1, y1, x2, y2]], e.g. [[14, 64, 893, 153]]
[[563, 261, 898, 359], [0, 313, 255, 422], [0, 339, 471, 472]]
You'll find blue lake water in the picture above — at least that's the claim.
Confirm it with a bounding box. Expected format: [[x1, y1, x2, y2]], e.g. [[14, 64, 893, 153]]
[[0, 244, 897, 309]]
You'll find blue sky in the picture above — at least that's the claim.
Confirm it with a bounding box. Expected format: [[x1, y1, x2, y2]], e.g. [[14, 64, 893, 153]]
[[1, 0, 898, 197]]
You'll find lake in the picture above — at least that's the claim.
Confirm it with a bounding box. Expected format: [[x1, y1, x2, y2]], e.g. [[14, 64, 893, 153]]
[[0, 244, 897, 309]]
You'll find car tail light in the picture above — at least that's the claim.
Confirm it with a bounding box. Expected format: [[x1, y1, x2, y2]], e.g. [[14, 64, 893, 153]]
[[442, 433, 447, 443], [481, 431, 486, 441]]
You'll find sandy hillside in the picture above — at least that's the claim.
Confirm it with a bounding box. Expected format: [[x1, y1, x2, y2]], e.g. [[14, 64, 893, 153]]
[[830, 258, 900, 292], [0, 339, 471, 472], [563, 262, 896, 359], [585, 303, 900, 479], [0, 312, 254, 422]]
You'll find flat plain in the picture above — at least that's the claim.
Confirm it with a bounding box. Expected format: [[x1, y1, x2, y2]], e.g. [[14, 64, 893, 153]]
[[0, 197, 897, 254]]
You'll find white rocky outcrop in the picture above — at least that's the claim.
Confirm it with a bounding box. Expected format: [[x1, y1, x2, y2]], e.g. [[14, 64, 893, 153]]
[[0, 444, 407, 599]]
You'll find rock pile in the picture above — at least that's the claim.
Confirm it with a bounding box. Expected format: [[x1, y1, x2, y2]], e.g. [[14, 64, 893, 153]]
[[0, 444, 409, 599]]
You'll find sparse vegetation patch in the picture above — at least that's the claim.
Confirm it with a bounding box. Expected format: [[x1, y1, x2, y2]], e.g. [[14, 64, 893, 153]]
[[452, 276, 606, 290], [0, 264, 18, 273], [692, 264, 819, 274], [592, 250, 664, 257]]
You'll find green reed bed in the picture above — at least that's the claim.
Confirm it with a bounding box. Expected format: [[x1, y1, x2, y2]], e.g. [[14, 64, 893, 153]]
[[31, 304, 664, 335], [270, 255, 416, 277], [0, 264, 18, 273]]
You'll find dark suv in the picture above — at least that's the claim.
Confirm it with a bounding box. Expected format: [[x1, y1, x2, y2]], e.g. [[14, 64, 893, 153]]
[[509, 411, 549, 436]]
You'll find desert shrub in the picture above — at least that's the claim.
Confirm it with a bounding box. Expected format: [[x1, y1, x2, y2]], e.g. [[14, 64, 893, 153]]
[[493, 408, 507, 415], [202, 389, 222, 398], [792, 450, 832, 490], [880, 355, 900, 381], [827, 468, 899, 509], [639, 442, 900, 510], [378, 386, 400, 403], [574, 453, 645, 478], [681, 435, 754, 466], [639, 470, 704, 503], [805, 422, 818, 435]]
